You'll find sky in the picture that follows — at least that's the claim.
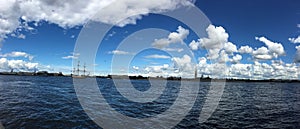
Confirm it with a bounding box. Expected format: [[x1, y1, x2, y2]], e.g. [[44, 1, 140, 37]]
[[0, 0, 299, 79]]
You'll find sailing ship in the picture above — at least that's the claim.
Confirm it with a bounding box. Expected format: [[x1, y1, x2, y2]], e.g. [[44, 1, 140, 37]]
[[72, 61, 88, 78]]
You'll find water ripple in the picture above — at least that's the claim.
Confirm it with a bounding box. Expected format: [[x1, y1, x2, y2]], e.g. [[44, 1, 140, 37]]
[[0, 75, 299, 128]]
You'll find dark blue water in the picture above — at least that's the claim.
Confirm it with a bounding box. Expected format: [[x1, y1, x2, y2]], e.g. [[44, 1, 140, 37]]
[[0, 75, 299, 128]]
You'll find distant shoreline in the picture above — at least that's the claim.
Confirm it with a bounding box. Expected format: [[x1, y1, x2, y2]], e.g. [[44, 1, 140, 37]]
[[1, 72, 299, 83]]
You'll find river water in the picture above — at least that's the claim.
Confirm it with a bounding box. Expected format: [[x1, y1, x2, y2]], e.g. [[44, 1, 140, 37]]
[[0, 75, 299, 128]]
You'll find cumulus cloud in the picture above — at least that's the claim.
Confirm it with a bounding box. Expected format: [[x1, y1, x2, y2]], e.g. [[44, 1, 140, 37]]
[[198, 57, 207, 65], [197, 63, 227, 78], [197, 57, 208, 76], [255, 37, 285, 58], [152, 26, 189, 48], [0, 51, 34, 60], [190, 25, 286, 62], [108, 50, 131, 55], [289, 36, 300, 44], [152, 38, 171, 49], [251, 61, 297, 79], [145, 64, 169, 74], [238, 45, 253, 54], [218, 50, 230, 63], [147, 24, 297, 79], [0, 58, 38, 72], [0, 0, 195, 42], [172, 54, 194, 72], [252, 61, 275, 79], [144, 54, 171, 59], [229, 63, 252, 79], [168, 26, 190, 43], [230, 54, 242, 64], [252, 47, 273, 60], [196, 59, 299, 80], [224, 42, 238, 54], [189, 25, 297, 79], [199, 24, 229, 59], [189, 40, 200, 50], [190, 24, 238, 63]]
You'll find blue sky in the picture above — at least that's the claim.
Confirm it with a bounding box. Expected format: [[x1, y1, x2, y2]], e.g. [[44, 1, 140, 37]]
[[0, 0, 299, 79]]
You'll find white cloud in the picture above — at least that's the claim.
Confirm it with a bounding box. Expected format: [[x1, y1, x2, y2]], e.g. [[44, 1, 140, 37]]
[[108, 50, 131, 55], [198, 57, 207, 66], [218, 50, 242, 64], [92, 0, 194, 27], [62, 52, 80, 59], [0, 51, 33, 61], [163, 48, 184, 52], [145, 24, 298, 79], [271, 60, 284, 70], [0, 0, 195, 42], [253, 61, 275, 79], [218, 50, 229, 63], [255, 36, 285, 58], [197, 57, 211, 77], [191, 25, 241, 64], [189, 40, 200, 51], [62, 55, 77, 59], [238, 45, 253, 54], [3, 51, 27, 57], [0, 58, 8, 70], [152, 38, 171, 49], [229, 63, 252, 78], [172, 54, 194, 72], [297, 24, 300, 28], [252, 47, 272, 60], [248, 37, 286, 60], [145, 64, 170, 74], [231, 54, 242, 64], [199, 24, 229, 59], [11, 33, 26, 39], [144, 54, 171, 59], [152, 26, 189, 48], [224, 42, 237, 54], [196, 59, 299, 80], [168, 26, 190, 43], [198, 63, 227, 78], [289, 36, 300, 44], [0, 57, 38, 71], [295, 46, 300, 63], [132, 66, 139, 70]]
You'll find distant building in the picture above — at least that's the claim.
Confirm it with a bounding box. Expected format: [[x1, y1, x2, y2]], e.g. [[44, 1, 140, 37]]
[[37, 71, 48, 76]]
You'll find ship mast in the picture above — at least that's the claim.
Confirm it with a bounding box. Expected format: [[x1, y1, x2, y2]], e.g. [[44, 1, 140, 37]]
[[77, 61, 80, 76], [83, 63, 86, 76], [72, 68, 75, 75]]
